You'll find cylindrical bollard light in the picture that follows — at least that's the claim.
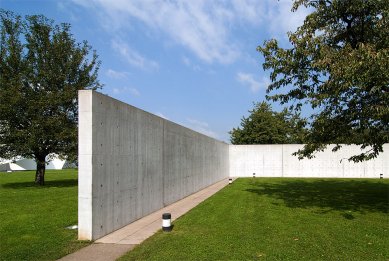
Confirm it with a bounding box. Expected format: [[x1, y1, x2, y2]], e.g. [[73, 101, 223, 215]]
[[229, 178, 232, 184], [380, 173, 383, 179], [162, 213, 172, 232], [253, 172, 256, 178]]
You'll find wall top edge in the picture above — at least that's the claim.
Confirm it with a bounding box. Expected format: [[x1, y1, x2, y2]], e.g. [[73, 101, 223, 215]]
[[79, 90, 388, 150], [80, 90, 229, 145]]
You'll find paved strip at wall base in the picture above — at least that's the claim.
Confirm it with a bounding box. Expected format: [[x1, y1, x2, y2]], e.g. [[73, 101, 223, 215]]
[[96, 178, 229, 245], [230, 144, 389, 178], [60, 178, 230, 261], [58, 244, 135, 261]]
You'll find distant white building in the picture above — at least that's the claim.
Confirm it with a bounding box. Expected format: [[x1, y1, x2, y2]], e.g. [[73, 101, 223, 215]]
[[0, 155, 69, 172]]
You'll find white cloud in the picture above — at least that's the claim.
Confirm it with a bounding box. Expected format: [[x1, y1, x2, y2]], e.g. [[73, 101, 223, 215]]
[[182, 56, 191, 67], [72, 0, 309, 64], [231, 0, 265, 25], [111, 39, 159, 71], [155, 112, 169, 120], [266, 0, 310, 36], [129, 88, 141, 96], [57, 2, 80, 22], [181, 56, 202, 72], [186, 118, 209, 128], [106, 69, 129, 79], [112, 87, 140, 96], [184, 118, 219, 139], [237, 72, 269, 92], [71, 0, 261, 64]]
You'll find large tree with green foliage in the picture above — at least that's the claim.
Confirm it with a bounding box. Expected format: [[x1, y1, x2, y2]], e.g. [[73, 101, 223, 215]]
[[230, 102, 307, 144], [258, 0, 388, 161], [0, 10, 101, 184]]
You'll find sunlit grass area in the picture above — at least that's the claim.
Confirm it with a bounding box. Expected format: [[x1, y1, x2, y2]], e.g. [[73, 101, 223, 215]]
[[2, 171, 387, 260], [120, 178, 389, 261], [0, 169, 90, 261]]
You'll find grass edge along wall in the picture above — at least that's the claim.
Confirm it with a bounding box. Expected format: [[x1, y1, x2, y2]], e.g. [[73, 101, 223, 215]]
[[78, 90, 388, 241]]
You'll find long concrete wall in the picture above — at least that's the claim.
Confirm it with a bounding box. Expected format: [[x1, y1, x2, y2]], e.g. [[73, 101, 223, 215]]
[[78, 90, 229, 240], [230, 144, 389, 178], [78, 90, 388, 240]]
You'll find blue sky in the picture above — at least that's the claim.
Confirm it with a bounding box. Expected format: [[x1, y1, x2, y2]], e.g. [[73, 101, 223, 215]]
[[1, 0, 309, 142]]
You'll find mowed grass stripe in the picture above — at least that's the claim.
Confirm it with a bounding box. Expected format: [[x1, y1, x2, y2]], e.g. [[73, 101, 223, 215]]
[[0, 170, 89, 261], [120, 178, 389, 261]]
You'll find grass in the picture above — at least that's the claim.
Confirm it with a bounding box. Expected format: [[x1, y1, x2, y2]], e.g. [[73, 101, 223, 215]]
[[120, 178, 389, 261], [0, 169, 89, 261], [1, 173, 387, 260]]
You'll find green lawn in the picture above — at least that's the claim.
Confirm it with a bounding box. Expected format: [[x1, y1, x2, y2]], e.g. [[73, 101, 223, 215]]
[[0, 169, 89, 261], [120, 178, 389, 261], [1, 173, 388, 261]]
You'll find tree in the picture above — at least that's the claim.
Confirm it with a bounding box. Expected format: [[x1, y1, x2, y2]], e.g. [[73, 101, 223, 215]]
[[230, 102, 307, 144], [0, 10, 101, 185], [258, 0, 389, 162]]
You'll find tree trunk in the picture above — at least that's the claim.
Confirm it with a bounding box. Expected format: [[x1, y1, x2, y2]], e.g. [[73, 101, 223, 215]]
[[35, 155, 46, 185]]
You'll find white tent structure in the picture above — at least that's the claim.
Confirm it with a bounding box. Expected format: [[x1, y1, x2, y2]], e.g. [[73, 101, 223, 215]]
[[0, 156, 66, 172]]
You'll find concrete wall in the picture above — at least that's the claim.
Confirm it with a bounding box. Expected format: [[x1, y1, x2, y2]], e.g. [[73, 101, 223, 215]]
[[230, 144, 389, 178], [78, 90, 229, 240], [78, 90, 388, 240]]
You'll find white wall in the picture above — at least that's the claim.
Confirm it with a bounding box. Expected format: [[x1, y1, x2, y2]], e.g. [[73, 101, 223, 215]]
[[78, 91, 229, 240], [230, 144, 388, 178]]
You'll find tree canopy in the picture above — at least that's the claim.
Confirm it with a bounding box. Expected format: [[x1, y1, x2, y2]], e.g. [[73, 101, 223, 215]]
[[258, 0, 389, 162], [0, 10, 101, 184], [230, 102, 307, 145]]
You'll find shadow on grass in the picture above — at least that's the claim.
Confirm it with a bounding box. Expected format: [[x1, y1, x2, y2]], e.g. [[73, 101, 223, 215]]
[[2, 179, 77, 189], [245, 179, 389, 214]]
